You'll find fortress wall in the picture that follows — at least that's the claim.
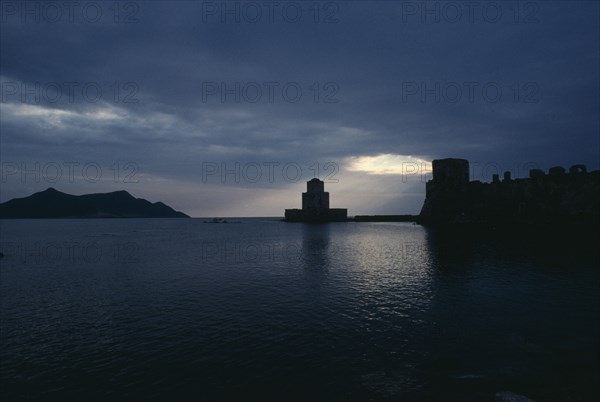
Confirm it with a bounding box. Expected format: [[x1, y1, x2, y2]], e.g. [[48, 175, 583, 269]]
[[419, 159, 600, 225]]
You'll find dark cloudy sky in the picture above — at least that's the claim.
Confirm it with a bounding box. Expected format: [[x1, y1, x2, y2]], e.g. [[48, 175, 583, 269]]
[[1, 1, 598, 216]]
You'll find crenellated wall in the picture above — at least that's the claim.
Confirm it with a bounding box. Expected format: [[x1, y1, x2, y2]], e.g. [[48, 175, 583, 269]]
[[419, 159, 600, 226]]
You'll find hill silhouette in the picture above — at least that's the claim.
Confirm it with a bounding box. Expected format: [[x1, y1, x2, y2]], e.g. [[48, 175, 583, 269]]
[[0, 188, 189, 219]]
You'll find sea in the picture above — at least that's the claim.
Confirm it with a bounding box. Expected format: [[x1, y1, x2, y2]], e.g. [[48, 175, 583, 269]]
[[0, 218, 598, 402]]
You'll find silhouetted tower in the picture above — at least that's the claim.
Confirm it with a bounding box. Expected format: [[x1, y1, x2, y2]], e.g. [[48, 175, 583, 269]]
[[428, 158, 469, 195], [302, 178, 330, 210], [285, 178, 347, 221]]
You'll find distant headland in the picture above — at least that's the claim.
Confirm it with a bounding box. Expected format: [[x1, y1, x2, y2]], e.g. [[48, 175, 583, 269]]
[[0, 188, 189, 219]]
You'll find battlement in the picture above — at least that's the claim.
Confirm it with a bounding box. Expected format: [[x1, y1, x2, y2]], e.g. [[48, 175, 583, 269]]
[[420, 158, 600, 226]]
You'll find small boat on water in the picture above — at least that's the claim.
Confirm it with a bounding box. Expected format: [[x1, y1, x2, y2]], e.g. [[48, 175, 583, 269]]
[[203, 218, 228, 223]]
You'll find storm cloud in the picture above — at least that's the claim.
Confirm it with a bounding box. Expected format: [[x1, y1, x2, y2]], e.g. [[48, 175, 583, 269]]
[[1, 1, 598, 216]]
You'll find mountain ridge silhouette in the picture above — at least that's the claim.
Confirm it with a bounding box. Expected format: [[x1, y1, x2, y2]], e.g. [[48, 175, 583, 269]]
[[0, 188, 189, 219]]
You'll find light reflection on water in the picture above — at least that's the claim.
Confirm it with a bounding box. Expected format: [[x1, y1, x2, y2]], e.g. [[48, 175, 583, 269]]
[[0, 219, 598, 401]]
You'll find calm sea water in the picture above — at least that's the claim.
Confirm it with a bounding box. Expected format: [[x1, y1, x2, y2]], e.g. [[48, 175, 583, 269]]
[[1, 219, 598, 401]]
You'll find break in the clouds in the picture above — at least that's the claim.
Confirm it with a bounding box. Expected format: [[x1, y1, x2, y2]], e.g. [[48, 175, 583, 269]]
[[1, 1, 598, 216]]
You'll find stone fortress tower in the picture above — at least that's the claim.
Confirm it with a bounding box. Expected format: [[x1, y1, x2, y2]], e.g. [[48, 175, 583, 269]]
[[285, 178, 347, 222], [302, 178, 330, 210], [420, 158, 470, 224], [428, 158, 470, 193]]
